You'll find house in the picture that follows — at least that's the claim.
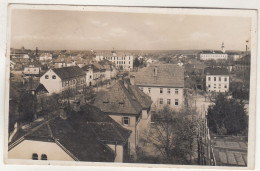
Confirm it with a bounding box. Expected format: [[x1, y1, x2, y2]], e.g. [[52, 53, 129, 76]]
[[54, 55, 74, 68], [234, 54, 251, 71], [134, 64, 184, 111], [8, 104, 131, 162], [39, 53, 52, 61], [98, 59, 117, 80], [205, 67, 229, 93], [93, 77, 153, 157], [95, 50, 133, 71], [228, 52, 241, 61], [40, 66, 86, 94], [25, 79, 49, 97], [23, 60, 41, 77]]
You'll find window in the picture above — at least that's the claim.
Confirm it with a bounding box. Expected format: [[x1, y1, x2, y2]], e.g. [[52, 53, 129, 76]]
[[52, 75, 56, 79], [32, 153, 38, 160], [224, 77, 227, 82], [219, 77, 221, 81], [122, 117, 130, 126], [175, 99, 179, 106], [159, 98, 163, 105], [224, 85, 227, 88], [140, 87, 143, 92], [148, 88, 151, 94], [160, 88, 163, 94], [214, 77, 216, 81], [167, 88, 171, 94], [167, 99, 171, 105], [129, 61, 130, 64], [175, 89, 179, 95], [208, 84, 211, 88], [90, 75, 92, 79], [208, 77, 211, 81], [45, 75, 49, 79], [41, 154, 47, 160], [214, 84, 216, 89]]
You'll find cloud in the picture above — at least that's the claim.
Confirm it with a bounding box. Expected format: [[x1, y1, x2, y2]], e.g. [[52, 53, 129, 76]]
[[89, 20, 108, 27], [190, 32, 211, 41], [109, 27, 127, 37], [144, 21, 154, 26]]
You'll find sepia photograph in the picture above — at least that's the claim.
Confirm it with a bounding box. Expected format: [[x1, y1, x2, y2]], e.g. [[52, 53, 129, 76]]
[[4, 4, 257, 169]]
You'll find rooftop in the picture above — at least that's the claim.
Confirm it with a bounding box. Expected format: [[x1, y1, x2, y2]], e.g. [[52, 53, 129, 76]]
[[211, 135, 248, 166], [9, 104, 131, 162], [134, 64, 184, 87], [52, 66, 86, 80], [94, 80, 152, 115], [204, 67, 229, 75]]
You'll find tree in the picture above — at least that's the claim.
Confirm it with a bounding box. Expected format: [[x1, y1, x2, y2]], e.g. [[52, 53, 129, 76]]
[[83, 86, 95, 103], [147, 106, 199, 164], [207, 94, 248, 135], [133, 58, 140, 71], [18, 92, 37, 123]]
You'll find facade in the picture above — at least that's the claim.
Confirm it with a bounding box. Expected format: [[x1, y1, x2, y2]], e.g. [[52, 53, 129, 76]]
[[134, 64, 184, 111], [200, 43, 228, 61], [205, 67, 229, 93], [93, 78, 153, 157], [40, 66, 86, 94], [95, 51, 133, 71], [8, 104, 131, 162]]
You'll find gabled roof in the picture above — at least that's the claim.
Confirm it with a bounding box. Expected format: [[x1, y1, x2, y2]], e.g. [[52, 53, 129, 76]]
[[134, 64, 184, 87], [9, 105, 131, 162], [94, 80, 152, 115], [52, 66, 86, 80], [205, 67, 229, 75]]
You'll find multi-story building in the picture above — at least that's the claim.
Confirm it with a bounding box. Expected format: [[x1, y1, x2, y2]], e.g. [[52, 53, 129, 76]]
[[40, 66, 86, 94], [8, 104, 131, 162], [200, 42, 228, 61], [93, 78, 153, 157], [95, 50, 133, 71], [205, 67, 229, 93], [134, 64, 184, 111]]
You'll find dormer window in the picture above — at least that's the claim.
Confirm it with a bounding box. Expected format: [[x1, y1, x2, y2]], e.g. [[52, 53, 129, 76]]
[[41, 154, 47, 160], [32, 153, 38, 160]]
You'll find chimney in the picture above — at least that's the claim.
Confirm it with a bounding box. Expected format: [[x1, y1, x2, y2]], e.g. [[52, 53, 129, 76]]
[[154, 67, 158, 77], [130, 75, 135, 85]]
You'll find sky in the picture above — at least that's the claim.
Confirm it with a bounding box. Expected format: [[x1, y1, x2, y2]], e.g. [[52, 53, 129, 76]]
[[10, 9, 251, 51]]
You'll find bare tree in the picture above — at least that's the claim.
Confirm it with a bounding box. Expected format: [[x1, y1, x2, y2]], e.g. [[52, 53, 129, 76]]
[[148, 106, 199, 164]]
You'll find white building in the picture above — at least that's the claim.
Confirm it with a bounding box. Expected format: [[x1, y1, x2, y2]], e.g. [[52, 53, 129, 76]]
[[200, 42, 228, 61], [39, 53, 52, 61], [95, 51, 133, 71], [134, 64, 184, 111], [40, 66, 86, 94], [205, 67, 230, 93]]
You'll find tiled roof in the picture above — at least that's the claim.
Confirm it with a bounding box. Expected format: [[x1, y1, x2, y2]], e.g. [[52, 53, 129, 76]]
[[201, 50, 226, 54], [205, 67, 229, 75], [134, 64, 184, 87], [9, 104, 131, 162], [94, 80, 152, 115], [52, 66, 86, 80]]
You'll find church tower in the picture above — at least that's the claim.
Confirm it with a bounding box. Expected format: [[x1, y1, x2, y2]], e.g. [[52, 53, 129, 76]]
[[221, 42, 225, 53]]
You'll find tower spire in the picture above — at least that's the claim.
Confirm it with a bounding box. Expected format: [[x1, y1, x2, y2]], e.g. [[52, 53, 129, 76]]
[[221, 42, 225, 53]]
